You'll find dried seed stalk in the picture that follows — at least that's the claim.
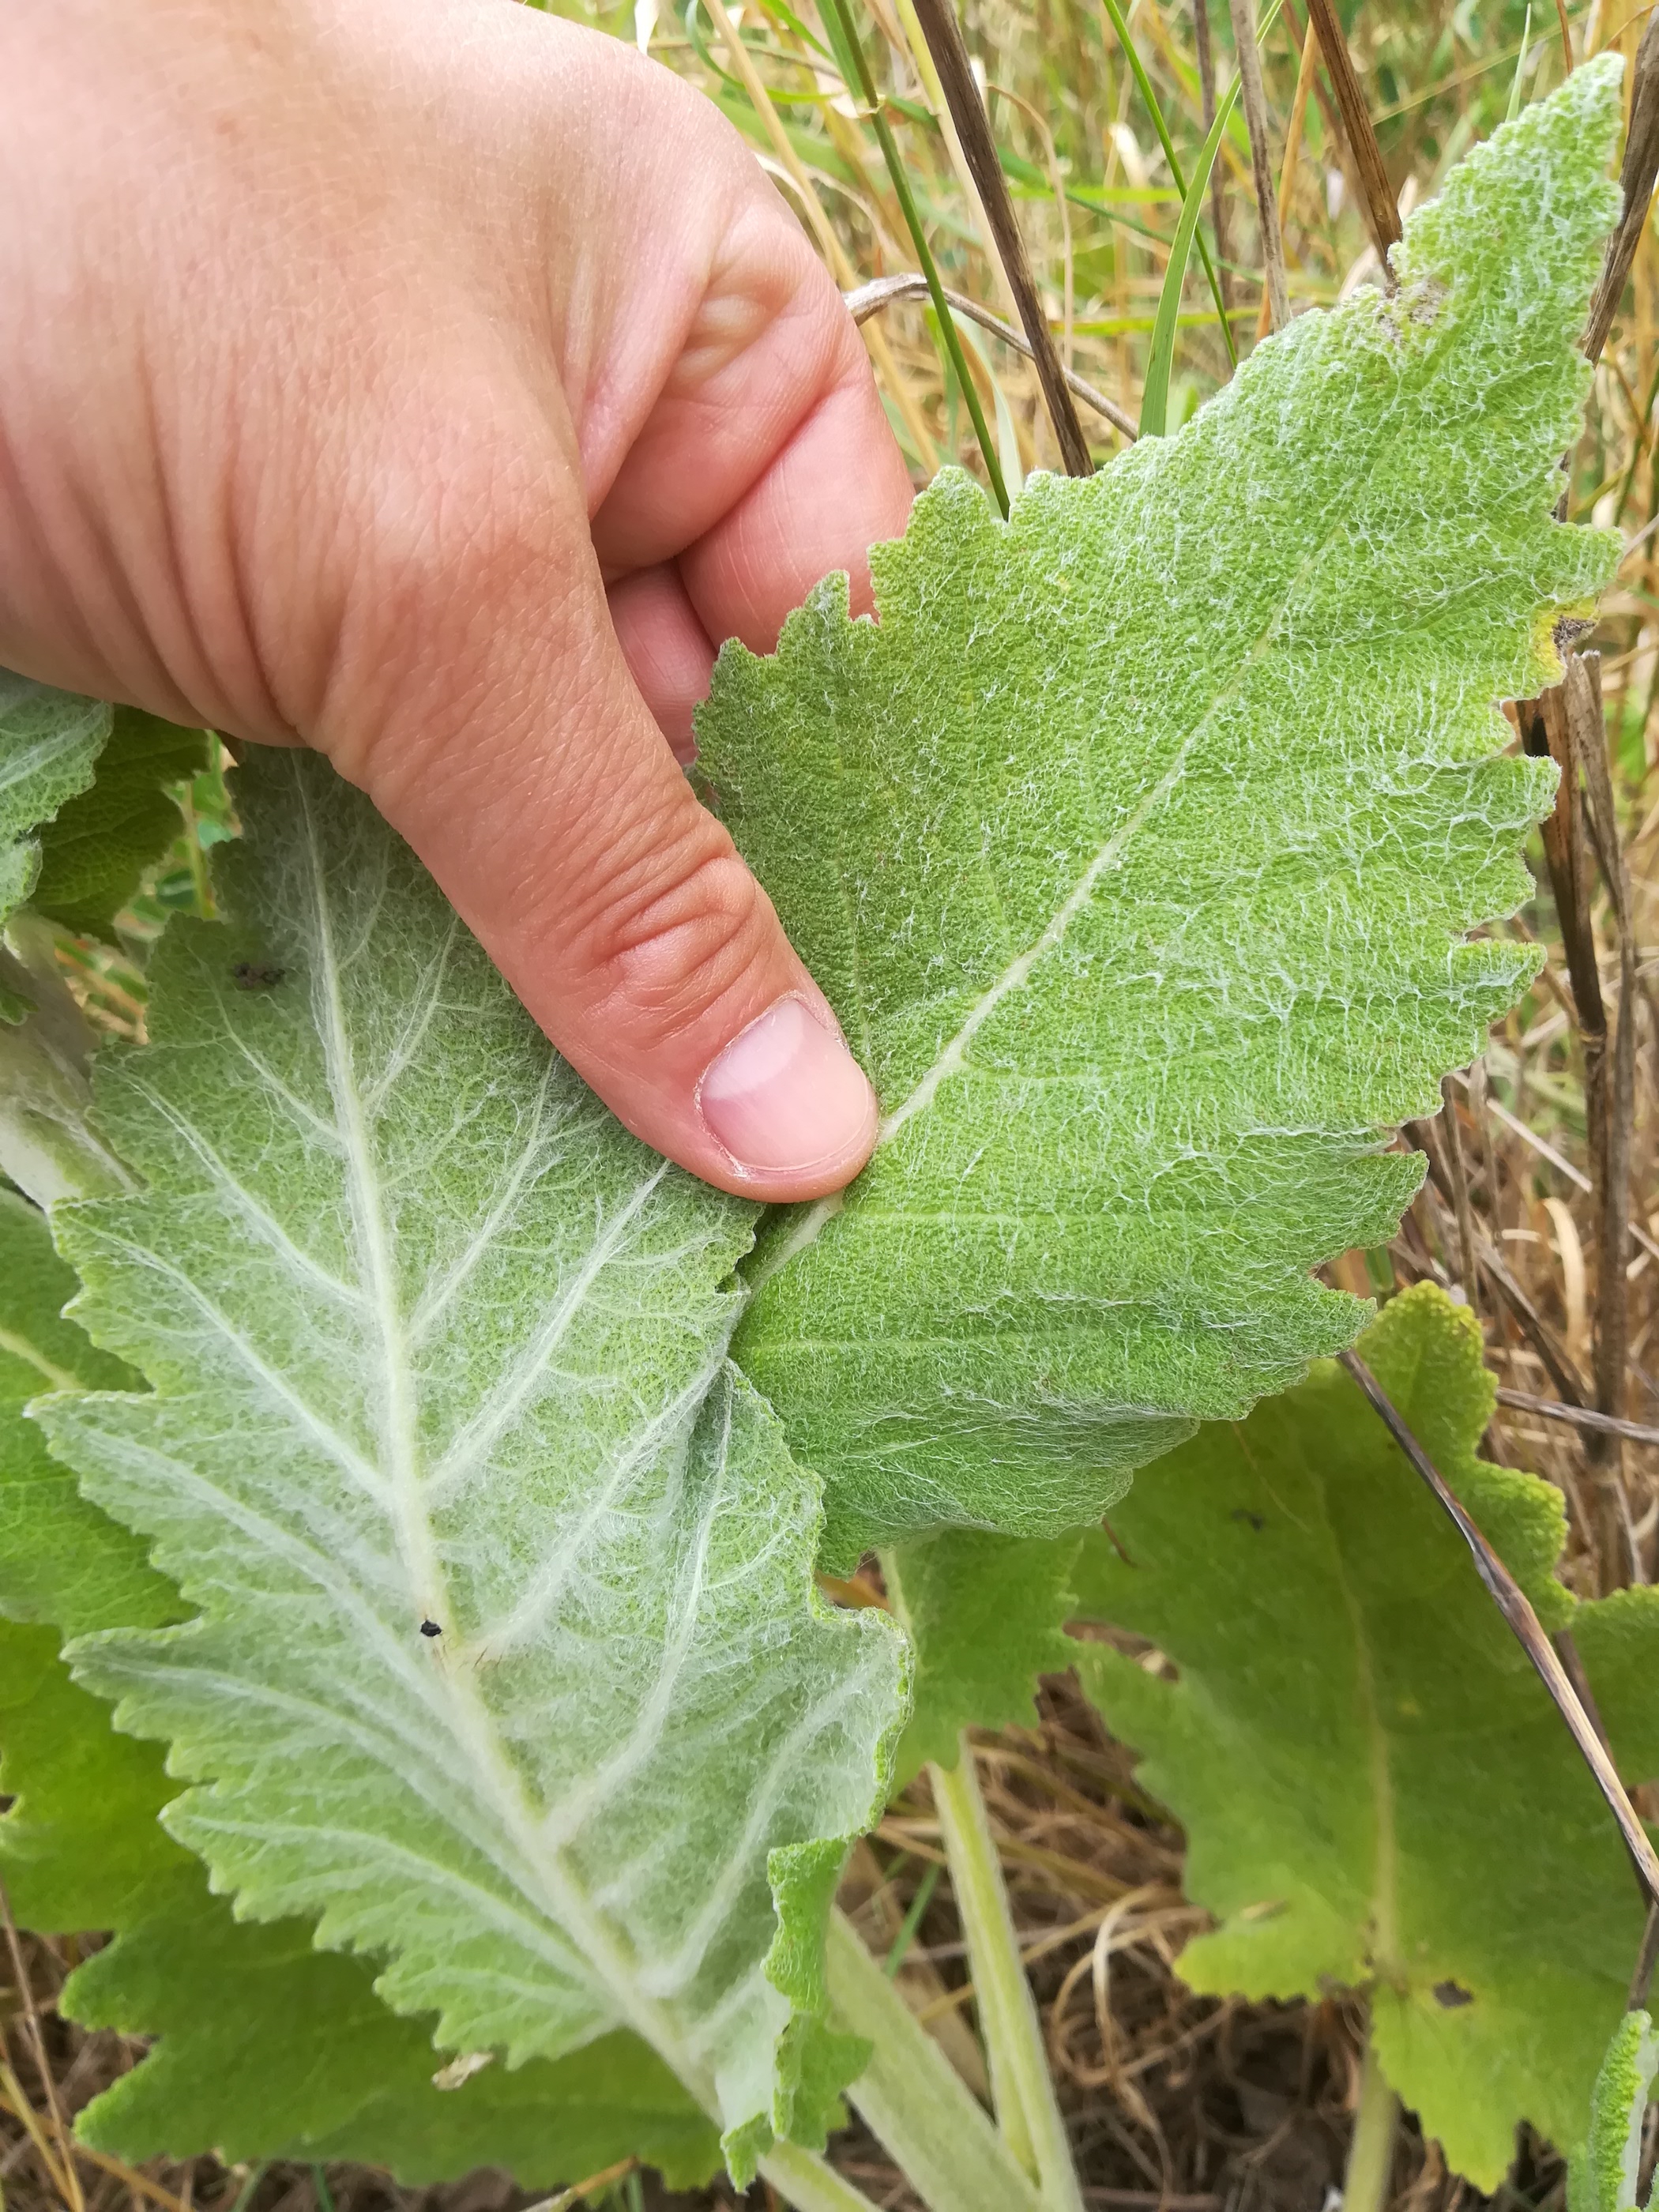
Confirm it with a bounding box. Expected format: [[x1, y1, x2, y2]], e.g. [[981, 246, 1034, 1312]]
[[907, 0, 1094, 476], [1304, 0, 1401, 276], [1228, 0, 1291, 331]]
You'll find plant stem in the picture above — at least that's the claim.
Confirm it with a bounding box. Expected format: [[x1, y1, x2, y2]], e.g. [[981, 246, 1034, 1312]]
[[905, 0, 1093, 475], [930, 1748, 1086, 2212], [759, 2141, 893, 2212], [1341, 2037, 1399, 2212], [826, 1910, 1042, 2212]]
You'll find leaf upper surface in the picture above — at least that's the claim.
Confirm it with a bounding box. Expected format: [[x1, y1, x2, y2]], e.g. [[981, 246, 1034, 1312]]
[[1072, 1283, 1659, 2186], [699, 66, 1620, 1557], [37, 751, 905, 2169], [32, 706, 206, 939], [0, 675, 112, 1016]]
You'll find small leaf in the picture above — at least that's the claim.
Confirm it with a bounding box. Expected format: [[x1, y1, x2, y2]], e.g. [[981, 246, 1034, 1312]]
[[0, 673, 112, 1013], [885, 1529, 1079, 1787], [32, 707, 206, 939], [1072, 1283, 1659, 2187], [0, 939, 137, 1225], [0, 1187, 167, 1632], [699, 64, 1620, 1560]]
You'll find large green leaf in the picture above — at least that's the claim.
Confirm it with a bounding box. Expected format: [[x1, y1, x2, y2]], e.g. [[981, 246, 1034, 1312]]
[[34, 750, 905, 2183], [0, 1190, 719, 2186], [32, 707, 206, 939], [0, 675, 112, 1017], [698, 63, 1620, 1559], [1071, 1283, 1659, 2187]]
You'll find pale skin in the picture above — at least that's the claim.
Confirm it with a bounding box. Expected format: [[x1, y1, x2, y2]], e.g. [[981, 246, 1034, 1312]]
[[1, 0, 915, 1196]]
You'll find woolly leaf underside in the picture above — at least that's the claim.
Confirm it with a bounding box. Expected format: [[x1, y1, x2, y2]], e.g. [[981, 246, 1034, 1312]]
[[0, 1192, 719, 2185], [36, 751, 905, 2174], [701, 62, 1621, 1559]]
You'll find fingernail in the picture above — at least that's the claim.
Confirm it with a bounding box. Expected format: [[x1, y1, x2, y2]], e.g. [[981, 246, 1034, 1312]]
[[698, 996, 877, 1176]]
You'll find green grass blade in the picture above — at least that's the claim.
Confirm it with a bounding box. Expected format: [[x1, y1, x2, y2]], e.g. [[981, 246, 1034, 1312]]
[[818, 0, 1009, 512], [1097, 0, 1237, 368], [1140, 80, 1240, 436], [1508, 6, 1533, 121]]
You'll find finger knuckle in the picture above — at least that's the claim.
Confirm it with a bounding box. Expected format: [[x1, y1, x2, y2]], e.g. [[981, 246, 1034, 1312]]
[[591, 834, 779, 1045]]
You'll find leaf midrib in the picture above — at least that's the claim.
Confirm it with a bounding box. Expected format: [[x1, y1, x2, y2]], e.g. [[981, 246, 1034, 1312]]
[[295, 769, 725, 2120], [750, 352, 1439, 1306]]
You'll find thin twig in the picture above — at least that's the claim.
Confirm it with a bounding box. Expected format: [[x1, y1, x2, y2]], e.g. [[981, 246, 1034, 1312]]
[[1495, 1388, 1659, 1446], [519, 2160, 638, 2212], [1630, 1902, 1659, 2010], [1082, 2196, 1221, 2210], [1304, 0, 1401, 275], [0, 2111, 201, 2212], [907, 0, 1094, 474], [1338, 1349, 1659, 1915], [1082, 2197, 1221, 2210], [0, 2061, 77, 2206], [1567, 658, 1638, 1499], [1405, 1118, 1590, 1401], [1440, 1077, 1480, 1313], [0, 1876, 85, 2212], [76, 2147, 197, 2212], [1255, 6, 1320, 340], [1477, 1236, 1592, 1407], [1522, 665, 1629, 1583], [1191, 0, 1234, 317], [1228, 0, 1291, 330], [845, 274, 1138, 436], [1483, 1093, 1659, 1269], [1280, 0, 1365, 267], [1584, 2, 1659, 364]]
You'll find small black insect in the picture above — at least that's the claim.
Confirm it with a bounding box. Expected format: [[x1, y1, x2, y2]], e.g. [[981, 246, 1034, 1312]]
[[231, 961, 285, 991], [1432, 1979, 1474, 2010], [1230, 1507, 1266, 1533], [419, 1619, 442, 1638]]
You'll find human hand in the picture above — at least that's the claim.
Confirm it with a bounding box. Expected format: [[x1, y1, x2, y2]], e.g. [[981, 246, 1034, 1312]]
[[0, 0, 913, 1198]]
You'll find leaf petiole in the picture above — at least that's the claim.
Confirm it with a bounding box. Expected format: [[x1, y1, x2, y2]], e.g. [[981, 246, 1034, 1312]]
[[826, 1910, 1043, 2212], [1341, 2036, 1401, 2212], [929, 1747, 1085, 2212]]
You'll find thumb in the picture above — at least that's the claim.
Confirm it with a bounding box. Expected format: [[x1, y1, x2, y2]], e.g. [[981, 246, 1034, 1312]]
[[329, 468, 876, 1205]]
